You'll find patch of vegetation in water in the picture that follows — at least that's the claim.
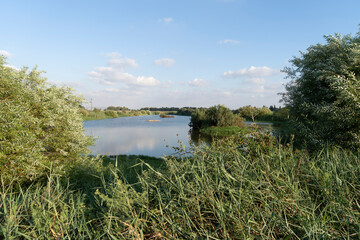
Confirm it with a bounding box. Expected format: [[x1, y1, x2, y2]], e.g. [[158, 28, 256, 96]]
[[200, 126, 250, 137], [159, 112, 175, 118]]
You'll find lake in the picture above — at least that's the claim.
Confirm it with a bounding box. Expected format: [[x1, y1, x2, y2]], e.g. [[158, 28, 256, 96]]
[[83, 115, 275, 157], [83, 115, 193, 157]]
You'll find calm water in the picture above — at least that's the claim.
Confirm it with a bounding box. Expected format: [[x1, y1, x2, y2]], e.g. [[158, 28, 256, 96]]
[[83, 115, 192, 157], [83, 115, 275, 157]]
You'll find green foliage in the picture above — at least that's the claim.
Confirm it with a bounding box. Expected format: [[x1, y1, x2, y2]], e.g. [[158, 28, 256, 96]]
[[0, 56, 93, 183], [282, 33, 360, 149], [205, 104, 235, 126], [1, 134, 360, 239], [106, 106, 129, 111], [189, 108, 207, 129], [237, 105, 273, 121], [200, 126, 249, 137], [159, 112, 174, 118], [190, 105, 245, 130], [104, 110, 118, 118], [79, 108, 89, 117]]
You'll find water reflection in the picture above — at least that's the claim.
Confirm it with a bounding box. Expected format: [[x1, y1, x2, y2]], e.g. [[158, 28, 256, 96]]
[[84, 115, 192, 157], [83, 116, 276, 157]]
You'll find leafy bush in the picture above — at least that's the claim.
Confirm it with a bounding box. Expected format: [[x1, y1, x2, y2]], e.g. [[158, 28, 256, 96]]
[[189, 105, 245, 130], [236, 105, 273, 121], [189, 108, 207, 129], [281, 33, 360, 149], [0, 56, 92, 183], [104, 110, 118, 118], [79, 108, 89, 117]]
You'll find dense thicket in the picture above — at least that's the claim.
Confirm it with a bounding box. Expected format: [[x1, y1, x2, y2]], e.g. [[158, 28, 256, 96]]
[[189, 105, 244, 129], [281, 33, 360, 149], [0, 56, 92, 183], [235, 105, 273, 121]]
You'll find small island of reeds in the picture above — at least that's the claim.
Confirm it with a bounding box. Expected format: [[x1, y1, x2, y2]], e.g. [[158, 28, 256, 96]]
[[159, 112, 175, 118]]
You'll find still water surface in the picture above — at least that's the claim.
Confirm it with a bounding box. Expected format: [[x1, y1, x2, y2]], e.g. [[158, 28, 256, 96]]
[[83, 115, 192, 157], [83, 115, 275, 157]]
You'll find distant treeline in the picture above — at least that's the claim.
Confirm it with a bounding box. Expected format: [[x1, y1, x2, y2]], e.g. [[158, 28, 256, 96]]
[[82, 105, 289, 122], [105, 106, 129, 111], [140, 107, 194, 112]]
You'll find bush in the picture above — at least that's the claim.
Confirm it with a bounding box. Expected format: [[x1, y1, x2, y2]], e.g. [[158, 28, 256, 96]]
[[237, 105, 273, 121], [104, 110, 118, 118], [0, 56, 93, 183], [190, 105, 245, 129], [281, 32, 360, 149], [189, 108, 207, 129], [79, 108, 89, 117]]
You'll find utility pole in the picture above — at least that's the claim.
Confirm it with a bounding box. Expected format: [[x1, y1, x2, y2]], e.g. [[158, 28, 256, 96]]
[[90, 98, 93, 111]]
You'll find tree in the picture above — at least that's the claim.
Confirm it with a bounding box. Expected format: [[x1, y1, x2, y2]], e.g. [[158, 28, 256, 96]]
[[189, 105, 245, 129], [0, 56, 93, 183], [281, 32, 360, 149], [205, 105, 235, 127], [189, 109, 206, 129]]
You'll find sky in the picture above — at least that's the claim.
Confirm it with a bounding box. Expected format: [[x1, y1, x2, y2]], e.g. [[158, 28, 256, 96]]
[[1, 0, 360, 109]]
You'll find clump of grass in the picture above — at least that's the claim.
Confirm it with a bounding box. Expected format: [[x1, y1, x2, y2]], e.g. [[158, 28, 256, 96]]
[[1, 132, 360, 239], [99, 134, 360, 239], [200, 125, 250, 137], [159, 112, 174, 118], [0, 175, 96, 239]]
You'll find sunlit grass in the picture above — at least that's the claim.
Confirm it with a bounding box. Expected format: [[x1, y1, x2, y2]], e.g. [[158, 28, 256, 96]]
[[1, 134, 360, 239]]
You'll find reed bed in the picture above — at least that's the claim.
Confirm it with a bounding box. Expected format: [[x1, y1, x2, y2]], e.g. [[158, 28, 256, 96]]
[[1, 133, 360, 239]]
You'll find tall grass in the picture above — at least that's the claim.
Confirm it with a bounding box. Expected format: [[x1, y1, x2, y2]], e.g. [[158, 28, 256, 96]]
[[1, 133, 360, 239]]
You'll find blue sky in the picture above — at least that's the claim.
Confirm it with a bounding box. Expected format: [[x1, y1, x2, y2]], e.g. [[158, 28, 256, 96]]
[[1, 0, 360, 109]]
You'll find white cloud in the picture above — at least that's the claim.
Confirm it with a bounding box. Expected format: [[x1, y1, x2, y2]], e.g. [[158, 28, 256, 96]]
[[189, 78, 209, 87], [134, 76, 160, 86], [223, 66, 279, 78], [105, 88, 120, 93], [217, 39, 239, 44], [159, 17, 174, 23], [108, 58, 138, 69], [247, 85, 265, 93], [243, 78, 266, 84], [88, 54, 159, 87], [0, 50, 11, 58], [154, 58, 175, 67]]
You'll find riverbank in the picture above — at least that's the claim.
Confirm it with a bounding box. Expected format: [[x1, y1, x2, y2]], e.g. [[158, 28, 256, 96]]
[[200, 125, 250, 137], [82, 109, 178, 121]]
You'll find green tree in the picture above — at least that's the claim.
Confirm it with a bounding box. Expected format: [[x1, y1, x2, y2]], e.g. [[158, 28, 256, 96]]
[[105, 110, 118, 118], [0, 56, 93, 183], [281, 32, 360, 149], [189, 109, 206, 129], [189, 105, 245, 129], [205, 105, 235, 127]]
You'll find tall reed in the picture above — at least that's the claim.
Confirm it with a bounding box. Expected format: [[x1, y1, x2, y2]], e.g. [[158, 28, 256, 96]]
[[1, 133, 359, 239]]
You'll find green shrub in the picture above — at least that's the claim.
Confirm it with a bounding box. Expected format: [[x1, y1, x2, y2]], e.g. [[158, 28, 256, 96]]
[[0, 56, 93, 184], [104, 110, 118, 118], [190, 105, 245, 130], [281, 32, 360, 149], [79, 108, 89, 117]]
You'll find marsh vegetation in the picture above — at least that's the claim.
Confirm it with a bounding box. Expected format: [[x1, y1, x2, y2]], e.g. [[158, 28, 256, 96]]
[[2, 29, 360, 239]]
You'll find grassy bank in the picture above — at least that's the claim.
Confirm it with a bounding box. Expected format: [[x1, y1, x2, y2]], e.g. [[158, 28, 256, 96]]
[[200, 126, 250, 137], [81, 109, 178, 121], [1, 134, 360, 239], [82, 109, 157, 121]]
